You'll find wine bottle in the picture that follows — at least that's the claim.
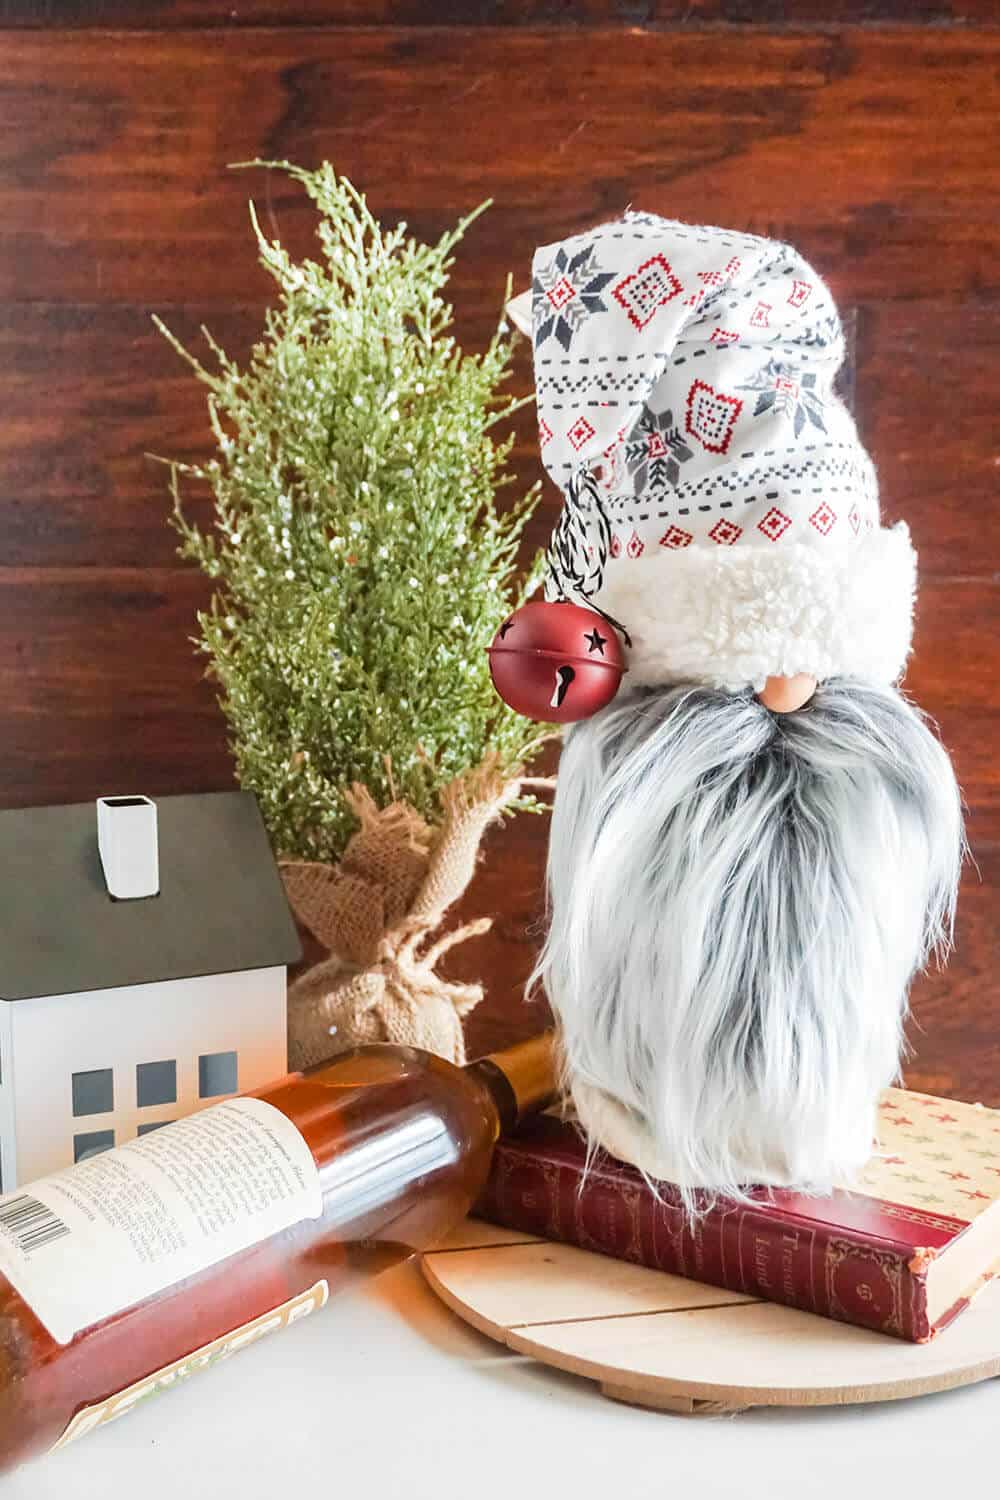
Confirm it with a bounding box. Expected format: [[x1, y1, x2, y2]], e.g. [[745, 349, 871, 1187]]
[[0, 1034, 556, 1471]]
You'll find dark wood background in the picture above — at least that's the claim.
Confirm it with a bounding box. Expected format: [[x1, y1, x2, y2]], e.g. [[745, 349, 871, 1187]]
[[2, 4, 997, 1095]]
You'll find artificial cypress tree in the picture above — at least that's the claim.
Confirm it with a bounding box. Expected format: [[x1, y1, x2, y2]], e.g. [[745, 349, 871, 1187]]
[[158, 160, 546, 865], [157, 162, 550, 1065]]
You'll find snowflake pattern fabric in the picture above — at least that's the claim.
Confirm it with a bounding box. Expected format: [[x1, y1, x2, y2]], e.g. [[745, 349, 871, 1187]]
[[736, 359, 828, 438], [532, 243, 616, 353], [529, 211, 880, 608], [624, 404, 694, 493]]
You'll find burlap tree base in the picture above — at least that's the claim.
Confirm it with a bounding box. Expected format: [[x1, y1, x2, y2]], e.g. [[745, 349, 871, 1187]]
[[281, 756, 545, 1069]]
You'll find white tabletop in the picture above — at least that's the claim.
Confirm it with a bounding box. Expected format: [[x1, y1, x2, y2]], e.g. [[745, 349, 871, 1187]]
[[12, 1258, 995, 1500]]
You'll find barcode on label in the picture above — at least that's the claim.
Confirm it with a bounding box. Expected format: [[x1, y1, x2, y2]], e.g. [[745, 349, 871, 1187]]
[[0, 1194, 71, 1254]]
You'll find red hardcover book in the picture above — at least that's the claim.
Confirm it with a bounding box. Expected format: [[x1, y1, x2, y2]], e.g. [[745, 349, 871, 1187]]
[[474, 1088, 1000, 1342]]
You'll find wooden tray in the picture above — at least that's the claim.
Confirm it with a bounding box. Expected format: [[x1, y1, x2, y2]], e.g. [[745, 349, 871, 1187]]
[[421, 1219, 1000, 1414]]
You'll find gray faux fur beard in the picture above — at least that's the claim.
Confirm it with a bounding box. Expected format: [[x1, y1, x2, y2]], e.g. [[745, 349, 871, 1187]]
[[535, 679, 964, 1206]]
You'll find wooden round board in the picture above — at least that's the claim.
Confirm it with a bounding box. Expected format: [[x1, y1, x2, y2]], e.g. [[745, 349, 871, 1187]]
[[421, 1219, 1000, 1414]]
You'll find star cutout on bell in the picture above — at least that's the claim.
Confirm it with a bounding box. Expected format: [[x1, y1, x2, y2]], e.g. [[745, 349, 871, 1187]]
[[486, 600, 626, 723]]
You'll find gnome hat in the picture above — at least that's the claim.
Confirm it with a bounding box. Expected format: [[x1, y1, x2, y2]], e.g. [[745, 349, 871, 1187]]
[[513, 213, 916, 693]]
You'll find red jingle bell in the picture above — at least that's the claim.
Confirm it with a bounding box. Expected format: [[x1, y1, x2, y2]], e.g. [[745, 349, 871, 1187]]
[[487, 600, 627, 724]]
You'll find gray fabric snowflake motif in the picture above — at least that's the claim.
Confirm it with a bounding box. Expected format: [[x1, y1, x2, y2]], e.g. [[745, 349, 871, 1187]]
[[533, 243, 616, 353], [624, 404, 694, 492], [737, 360, 828, 438]]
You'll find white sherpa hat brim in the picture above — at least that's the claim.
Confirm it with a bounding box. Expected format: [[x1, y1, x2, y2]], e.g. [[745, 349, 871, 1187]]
[[596, 522, 917, 692]]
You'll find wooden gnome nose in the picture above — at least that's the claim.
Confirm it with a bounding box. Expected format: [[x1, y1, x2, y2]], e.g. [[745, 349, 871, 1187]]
[[758, 674, 817, 713]]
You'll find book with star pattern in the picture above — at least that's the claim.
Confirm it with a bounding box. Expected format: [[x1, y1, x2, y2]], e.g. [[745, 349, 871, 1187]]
[[474, 1087, 1000, 1342]]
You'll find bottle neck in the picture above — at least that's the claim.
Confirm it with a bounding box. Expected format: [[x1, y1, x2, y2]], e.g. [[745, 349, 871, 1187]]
[[467, 1032, 559, 1134]]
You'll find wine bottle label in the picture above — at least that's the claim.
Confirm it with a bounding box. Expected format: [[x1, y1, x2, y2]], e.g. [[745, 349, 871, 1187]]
[[50, 1279, 329, 1452], [0, 1097, 322, 1345]]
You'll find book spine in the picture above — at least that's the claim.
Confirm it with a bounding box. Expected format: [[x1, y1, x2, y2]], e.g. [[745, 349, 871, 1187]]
[[475, 1143, 932, 1342]]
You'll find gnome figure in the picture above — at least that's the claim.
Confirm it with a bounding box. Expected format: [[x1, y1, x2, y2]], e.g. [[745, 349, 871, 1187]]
[[500, 213, 964, 1202]]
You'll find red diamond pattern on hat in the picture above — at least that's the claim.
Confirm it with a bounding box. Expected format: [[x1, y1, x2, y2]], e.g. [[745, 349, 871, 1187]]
[[683, 258, 741, 310], [626, 531, 645, 559], [710, 327, 740, 345], [538, 418, 553, 447], [610, 534, 623, 558], [758, 506, 792, 542], [647, 432, 668, 459], [709, 517, 742, 546], [849, 504, 862, 535], [612, 254, 683, 331], [660, 525, 693, 549], [809, 501, 837, 535], [685, 379, 743, 455], [567, 416, 596, 450], [546, 276, 576, 311], [788, 279, 813, 308], [750, 301, 772, 329]]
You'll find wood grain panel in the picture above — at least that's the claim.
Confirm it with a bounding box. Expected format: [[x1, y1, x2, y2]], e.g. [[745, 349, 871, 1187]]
[[3, 3, 995, 26], [908, 845, 1000, 1107], [2, 297, 996, 574], [0, 565, 991, 805], [859, 300, 1000, 576], [0, 30, 997, 304], [491, 1274, 1000, 1411], [0, 301, 544, 567], [1, 570, 990, 806], [422, 1239, 756, 1329], [0, 567, 230, 806], [0, 304, 255, 568], [432, 1219, 542, 1253], [907, 578, 1000, 846]]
